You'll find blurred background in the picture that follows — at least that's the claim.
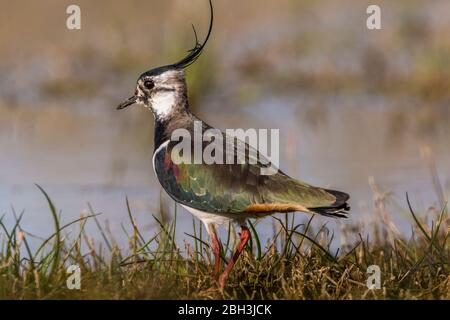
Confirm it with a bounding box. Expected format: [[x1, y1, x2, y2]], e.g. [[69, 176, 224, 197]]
[[0, 0, 449, 248]]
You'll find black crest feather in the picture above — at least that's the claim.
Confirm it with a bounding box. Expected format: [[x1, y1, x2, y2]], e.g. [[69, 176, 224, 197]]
[[140, 0, 214, 78], [169, 0, 214, 69]]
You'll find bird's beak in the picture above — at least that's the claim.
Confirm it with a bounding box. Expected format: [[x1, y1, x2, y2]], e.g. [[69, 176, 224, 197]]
[[117, 95, 137, 110]]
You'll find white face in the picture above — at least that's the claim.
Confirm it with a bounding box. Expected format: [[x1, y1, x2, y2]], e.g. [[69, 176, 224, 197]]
[[135, 69, 185, 119]]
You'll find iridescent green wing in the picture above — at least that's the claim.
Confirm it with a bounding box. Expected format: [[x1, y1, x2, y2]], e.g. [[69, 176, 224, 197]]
[[154, 134, 348, 216]]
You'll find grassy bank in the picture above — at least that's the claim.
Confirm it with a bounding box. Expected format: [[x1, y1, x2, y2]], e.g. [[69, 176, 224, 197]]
[[0, 185, 448, 300]]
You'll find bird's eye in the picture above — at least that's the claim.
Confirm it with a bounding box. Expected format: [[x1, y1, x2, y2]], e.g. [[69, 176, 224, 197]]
[[144, 80, 154, 90]]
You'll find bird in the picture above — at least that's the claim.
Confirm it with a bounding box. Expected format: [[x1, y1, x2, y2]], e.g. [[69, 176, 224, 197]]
[[117, 0, 350, 288]]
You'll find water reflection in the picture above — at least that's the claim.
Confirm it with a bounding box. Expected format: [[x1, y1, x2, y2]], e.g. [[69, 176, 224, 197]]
[[0, 0, 449, 249]]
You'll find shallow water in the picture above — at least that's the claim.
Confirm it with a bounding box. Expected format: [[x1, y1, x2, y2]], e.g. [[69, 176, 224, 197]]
[[1, 0, 449, 251], [1, 90, 448, 250]]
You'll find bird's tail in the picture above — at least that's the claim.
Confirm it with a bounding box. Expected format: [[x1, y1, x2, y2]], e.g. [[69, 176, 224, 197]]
[[308, 189, 350, 218]]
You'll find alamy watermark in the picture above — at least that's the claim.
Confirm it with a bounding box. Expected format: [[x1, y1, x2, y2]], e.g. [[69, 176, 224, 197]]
[[66, 5, 81, 30], [366, 265, 381, 290], [170, 121, 279, 175], [65, 4, 381, 31], [66, 264, 81, 290], [366, 5, 381, 30]]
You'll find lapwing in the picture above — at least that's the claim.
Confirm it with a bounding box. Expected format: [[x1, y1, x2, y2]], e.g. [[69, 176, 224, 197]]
[[117, 0, 350, 288]]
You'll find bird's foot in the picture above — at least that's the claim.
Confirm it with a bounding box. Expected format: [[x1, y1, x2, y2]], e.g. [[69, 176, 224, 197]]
[[218, 272, 228, 289]]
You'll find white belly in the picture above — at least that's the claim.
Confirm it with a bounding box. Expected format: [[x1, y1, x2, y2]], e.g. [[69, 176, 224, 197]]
[[181, 204, 239, 226]]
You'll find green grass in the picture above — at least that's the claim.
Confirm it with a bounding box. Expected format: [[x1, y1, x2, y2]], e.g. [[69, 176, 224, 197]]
[[0, 185, 448, 300]]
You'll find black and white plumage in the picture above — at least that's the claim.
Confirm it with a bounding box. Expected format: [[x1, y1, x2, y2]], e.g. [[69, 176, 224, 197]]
[[117, 0, 349, 287]]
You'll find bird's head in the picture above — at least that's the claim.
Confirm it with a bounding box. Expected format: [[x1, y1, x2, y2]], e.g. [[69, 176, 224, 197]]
[[117, 0, 213, 120], [117, 67, 188, 119]]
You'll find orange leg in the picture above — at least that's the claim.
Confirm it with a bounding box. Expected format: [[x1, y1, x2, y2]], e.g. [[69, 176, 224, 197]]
[[207, 225, 221, 278], [218, 225, 251, 288]]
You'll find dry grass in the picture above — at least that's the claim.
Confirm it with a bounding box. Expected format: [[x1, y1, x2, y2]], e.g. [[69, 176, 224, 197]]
[[1, 0, 449, 301], [0, 184, 448, 300]]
